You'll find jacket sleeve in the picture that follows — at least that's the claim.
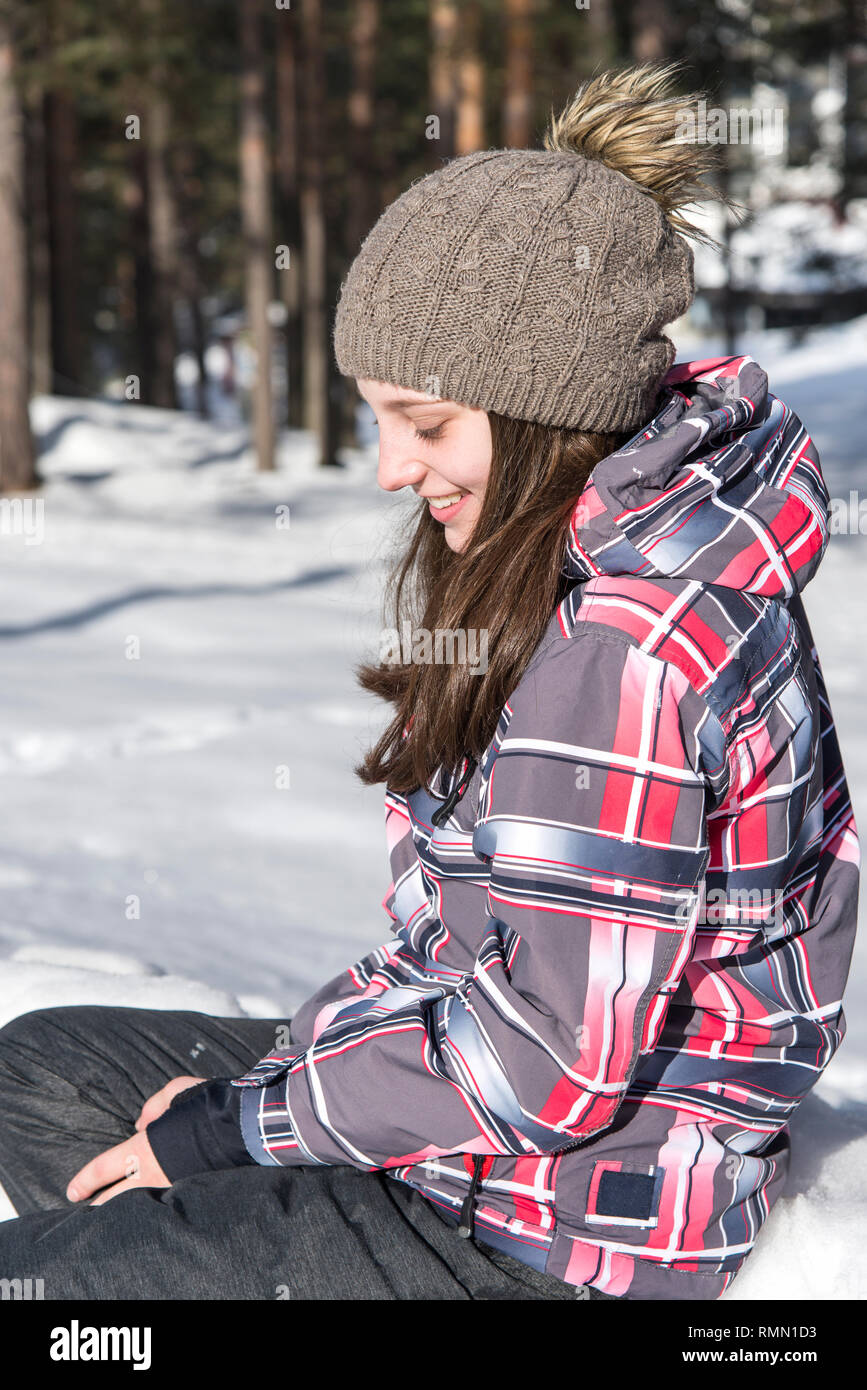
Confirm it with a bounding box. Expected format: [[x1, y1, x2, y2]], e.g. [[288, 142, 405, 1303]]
[[143, 934, 410, 1181], [146, 1080, 253, 1181], [223, 631, 718, 1171]]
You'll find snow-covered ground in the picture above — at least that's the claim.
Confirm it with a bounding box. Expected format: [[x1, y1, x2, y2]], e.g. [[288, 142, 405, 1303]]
[[692, 198, 867, 294], [0, 318, 864, 1301]]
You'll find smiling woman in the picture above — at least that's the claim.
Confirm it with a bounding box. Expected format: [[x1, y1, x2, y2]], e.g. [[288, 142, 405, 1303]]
[[0, 61, 859, 1306], [352, 398, 626, 792], [356, 378, 493, 552]]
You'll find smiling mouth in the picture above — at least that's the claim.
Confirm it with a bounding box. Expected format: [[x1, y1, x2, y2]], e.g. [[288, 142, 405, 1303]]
[[425, 491, 466, 510]]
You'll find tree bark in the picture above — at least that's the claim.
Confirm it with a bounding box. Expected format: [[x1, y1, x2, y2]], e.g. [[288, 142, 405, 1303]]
[[144, 83, 179, 409], [718, 142, 737, 358], [0, 12, 37, 492], [430, 0, 458, 156], [840, 0, 866, 212], [585, 0, 616, 68], [23, 81, 53, 396], [44, 87, 81, 396], [455, 0, 485, 155], [341, 0, 380, 448], [348, 0, 378, 255], [630, 0, 672, 63], [503, 0, 533, 149], [240, 0, 275, 470], [123, 146, 156, 404], [275, 10, 302, 428], [175, 142, 208, 418], [299, 0, 337, 465]]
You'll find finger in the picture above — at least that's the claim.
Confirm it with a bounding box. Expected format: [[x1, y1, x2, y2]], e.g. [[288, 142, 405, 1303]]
[[89, 1176, 138, 1207], [135, 1091, 167, 1132], [135, 1076, 206, 1132], [68, 1141, 140, 1202], [67, 1149, 118, 1201]]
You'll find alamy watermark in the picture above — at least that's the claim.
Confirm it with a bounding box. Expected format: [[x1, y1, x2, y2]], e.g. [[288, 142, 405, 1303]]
[[0, 497, 44, 546], [380, 622, 489, 675], [677, 886, 786, 931], [675, 99, 785, 153], [829, 491, 867, 534], [49, 1322, 151, 1370], [1, 1276, 44, 1300]]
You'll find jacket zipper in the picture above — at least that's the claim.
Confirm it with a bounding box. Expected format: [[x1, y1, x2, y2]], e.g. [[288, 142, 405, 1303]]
[[431, 755, 478, 828], [428, 754, 486, 1237], [457, 1154, 486, 1239]]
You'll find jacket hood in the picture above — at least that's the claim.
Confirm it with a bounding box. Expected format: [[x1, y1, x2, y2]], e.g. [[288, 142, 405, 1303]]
[[563, 354, 830, 601]]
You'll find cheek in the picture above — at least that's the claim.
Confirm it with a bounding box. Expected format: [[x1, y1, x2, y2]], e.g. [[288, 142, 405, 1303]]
[[453, 421, 492, 496], [470, 461, 491, 496]]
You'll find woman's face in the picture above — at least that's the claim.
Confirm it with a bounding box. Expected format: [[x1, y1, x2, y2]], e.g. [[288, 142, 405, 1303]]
[[356, 378, 492, 553]]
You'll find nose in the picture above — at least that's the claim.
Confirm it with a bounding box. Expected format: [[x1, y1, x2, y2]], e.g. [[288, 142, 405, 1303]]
[[376, 432, 426, 494]]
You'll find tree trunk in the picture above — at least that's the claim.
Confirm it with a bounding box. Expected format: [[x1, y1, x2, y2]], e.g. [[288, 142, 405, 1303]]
[[341, 0, 379, 448], [175, 143, 208, 418], [430, 0, 458, 156], [716, 59, 737, 359], [45, 87, 81, 396], [348, 0, 378, 254], [585, 0, 616, 69], [503, 0, 533, 148], [0, 12, 37, 492], [630, 0, 672, 63], [124, 147, 156, 404], [300, 0, 338, 465], [455, 1, 485, 155], [144, 84, 179, 409], [840, 0, 866, 212], [240, 0, 275, 470], [23, 82, 53, 396], [275, 11, 303, 428]]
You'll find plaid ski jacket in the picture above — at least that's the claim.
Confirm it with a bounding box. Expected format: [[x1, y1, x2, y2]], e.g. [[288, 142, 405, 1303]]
[[163, 355, 860, 1300]]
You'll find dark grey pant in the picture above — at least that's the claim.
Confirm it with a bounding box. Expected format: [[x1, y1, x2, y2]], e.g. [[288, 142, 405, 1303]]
[[0, 1005, 617, 1301]]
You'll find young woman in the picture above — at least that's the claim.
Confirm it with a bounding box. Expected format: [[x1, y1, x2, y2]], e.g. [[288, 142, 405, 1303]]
[[0, 64, 858, 1303]]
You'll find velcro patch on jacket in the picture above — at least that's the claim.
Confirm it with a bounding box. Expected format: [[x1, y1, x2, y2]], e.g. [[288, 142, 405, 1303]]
[[586, 1161, 665, 1228]]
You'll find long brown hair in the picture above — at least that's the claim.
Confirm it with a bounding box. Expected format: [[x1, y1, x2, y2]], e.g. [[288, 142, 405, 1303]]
[[355, 413, 631, 793]]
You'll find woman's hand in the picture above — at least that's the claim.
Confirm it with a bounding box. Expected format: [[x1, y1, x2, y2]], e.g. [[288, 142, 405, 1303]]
[[66, 1130, 171, 1205], [66, 1074, 207, 1206], [134, 1075, 207, 1132]]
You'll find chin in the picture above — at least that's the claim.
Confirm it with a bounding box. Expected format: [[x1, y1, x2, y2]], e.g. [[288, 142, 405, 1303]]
[[445, 517, 474, 554]]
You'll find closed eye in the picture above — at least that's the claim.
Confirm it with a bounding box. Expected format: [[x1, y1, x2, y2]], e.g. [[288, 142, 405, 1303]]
[[413, 422, 445, 441]]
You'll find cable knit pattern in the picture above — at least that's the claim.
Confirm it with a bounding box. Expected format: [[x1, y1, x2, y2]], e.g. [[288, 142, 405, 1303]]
[[333, 148, 694, 431]]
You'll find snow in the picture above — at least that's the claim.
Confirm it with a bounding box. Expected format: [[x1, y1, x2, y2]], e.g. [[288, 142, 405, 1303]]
[[0, 318, 864, 1300], [0, 944, 247, 1026], [723, 1063, 867, 1301], [690, 198, 867, 294]]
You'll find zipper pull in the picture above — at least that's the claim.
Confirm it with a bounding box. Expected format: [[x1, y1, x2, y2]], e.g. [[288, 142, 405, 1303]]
[[456, 1153, 487, 1239], [431, 755, 477, 828]]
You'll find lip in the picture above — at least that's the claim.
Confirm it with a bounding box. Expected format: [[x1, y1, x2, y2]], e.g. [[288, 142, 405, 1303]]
[[425, 492, 470, 522]]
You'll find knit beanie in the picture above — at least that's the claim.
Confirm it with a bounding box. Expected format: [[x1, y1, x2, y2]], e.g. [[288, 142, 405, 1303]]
[[334, 65, 723, 434]]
